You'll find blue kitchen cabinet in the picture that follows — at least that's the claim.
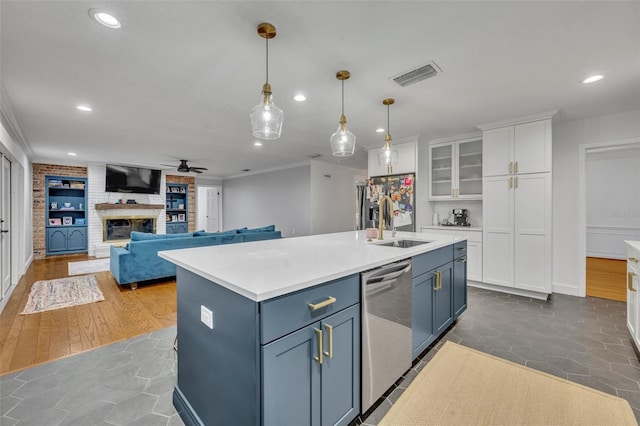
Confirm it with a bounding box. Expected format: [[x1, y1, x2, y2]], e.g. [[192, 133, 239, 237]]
[[453, 241, 468, 319], [412, 245, 456, 360], [262, 304, 360, 426]]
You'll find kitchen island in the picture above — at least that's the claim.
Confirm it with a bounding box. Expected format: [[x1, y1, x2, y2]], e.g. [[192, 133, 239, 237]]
[[160, 230, 467, 426]]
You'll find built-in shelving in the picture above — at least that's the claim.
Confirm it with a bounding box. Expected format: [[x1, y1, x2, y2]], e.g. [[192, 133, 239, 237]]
[[45, 176, 88, 255]]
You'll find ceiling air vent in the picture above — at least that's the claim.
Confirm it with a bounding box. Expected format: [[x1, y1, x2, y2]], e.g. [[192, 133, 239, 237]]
[[390, 61, 441, 87]]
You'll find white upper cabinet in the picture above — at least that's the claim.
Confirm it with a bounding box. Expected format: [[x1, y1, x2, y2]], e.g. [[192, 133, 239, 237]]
[[368, 140, 416, 177], [428, 136, 482, 200], [482, 118, 552, 177]]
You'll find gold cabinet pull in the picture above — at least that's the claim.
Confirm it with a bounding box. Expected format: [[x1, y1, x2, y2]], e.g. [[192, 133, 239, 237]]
[[629, 258, 639, 263], [323, 324, 333, 358], [308, 296, 336, 311], [314, 328, 323, 364], [434, 271, 442, 291], [514, 176, 519, 188], [515, 161, 519, 173], [457, 258, 467, 263], [509, 177, 513, 189], [630, 272, 637, 292], [509, 162, 513, 174], [451, 188, 454, 197]]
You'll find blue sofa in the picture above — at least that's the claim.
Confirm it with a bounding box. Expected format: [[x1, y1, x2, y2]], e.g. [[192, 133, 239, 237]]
[[110, 226, 281, 289]]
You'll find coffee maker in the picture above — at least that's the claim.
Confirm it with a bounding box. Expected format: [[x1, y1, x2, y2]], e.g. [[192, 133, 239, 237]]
[[452, 209, 470, 226]]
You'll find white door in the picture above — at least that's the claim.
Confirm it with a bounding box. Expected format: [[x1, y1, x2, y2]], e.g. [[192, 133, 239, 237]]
[[482, 175, 514, 287], [514, 120, 552, 174], [482, 126, 513, 177], [513, 173, 551, 293], [1, 155, 11, 298], [206, 187, 220, 232]]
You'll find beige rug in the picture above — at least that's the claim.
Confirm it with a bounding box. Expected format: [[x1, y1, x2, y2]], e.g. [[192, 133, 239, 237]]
[[21, 274, 104, 314], [68, 258, 110, 276], [380, 341, 637, 426]]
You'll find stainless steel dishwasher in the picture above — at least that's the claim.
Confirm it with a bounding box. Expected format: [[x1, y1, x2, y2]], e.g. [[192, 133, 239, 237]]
[[361, 259, 412, 412]]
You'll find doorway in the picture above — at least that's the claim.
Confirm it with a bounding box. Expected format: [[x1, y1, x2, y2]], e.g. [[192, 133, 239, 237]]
[[1, 154, 11, 301], [196, 186, 221, 232], [583, 142, 640, 301]]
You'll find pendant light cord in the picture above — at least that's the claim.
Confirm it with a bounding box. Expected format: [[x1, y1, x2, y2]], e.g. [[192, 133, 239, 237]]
[[387, 104, 390, 136], [341, 79, 345, 116], [265, 37, 269, 84]]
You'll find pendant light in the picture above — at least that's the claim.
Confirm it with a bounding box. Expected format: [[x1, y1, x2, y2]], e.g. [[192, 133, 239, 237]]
[[250, 22, 283, 140], [330, 70, 356, 156], [378, 98, 398, 174]]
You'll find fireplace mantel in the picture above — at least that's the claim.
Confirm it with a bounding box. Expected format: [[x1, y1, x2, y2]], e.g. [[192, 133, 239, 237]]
[[95, 203, 165, 210]]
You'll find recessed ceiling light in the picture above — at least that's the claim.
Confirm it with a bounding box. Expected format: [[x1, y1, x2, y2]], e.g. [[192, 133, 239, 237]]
[[294, 94, 306, 102], [376, 128, 385, 133], [581, 74, 604, 84], [68, 152, 77, 156], [89, 9, 121, 29], [254, 141, 263, 147], [76, 105, 93, 112]]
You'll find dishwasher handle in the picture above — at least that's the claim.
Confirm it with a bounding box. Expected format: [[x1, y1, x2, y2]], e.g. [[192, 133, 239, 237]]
[[365, 261, 412, 282]]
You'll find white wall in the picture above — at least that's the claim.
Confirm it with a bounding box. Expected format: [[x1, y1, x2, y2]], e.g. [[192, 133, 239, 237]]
[[310, 161, 367, 235], [222, 165, 311, 237], [586, 146, 640, 259], [553, 109, 640, 295]]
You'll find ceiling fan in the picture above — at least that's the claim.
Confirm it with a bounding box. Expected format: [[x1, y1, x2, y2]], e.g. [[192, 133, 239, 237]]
[[162, 160, 208, 174]]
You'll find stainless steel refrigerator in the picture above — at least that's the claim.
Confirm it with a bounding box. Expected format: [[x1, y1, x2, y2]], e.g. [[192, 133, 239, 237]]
[[365, 173, 415, 232]]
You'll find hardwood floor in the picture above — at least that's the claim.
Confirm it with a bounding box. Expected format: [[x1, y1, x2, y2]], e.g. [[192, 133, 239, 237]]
[[0, 254, 177, 375], [586, 256, 627, 302]]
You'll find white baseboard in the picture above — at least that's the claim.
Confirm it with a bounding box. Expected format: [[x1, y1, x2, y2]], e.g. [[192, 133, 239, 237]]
[[552, 281, 580, 296], [468, 281, 549, 300]]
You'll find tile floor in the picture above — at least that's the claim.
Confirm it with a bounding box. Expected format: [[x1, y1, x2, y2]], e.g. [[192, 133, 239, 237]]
[[2, 287, 639, 425]]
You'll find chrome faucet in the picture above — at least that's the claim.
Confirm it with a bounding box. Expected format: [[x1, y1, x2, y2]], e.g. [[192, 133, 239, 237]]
[[378, 196, 395, 240]]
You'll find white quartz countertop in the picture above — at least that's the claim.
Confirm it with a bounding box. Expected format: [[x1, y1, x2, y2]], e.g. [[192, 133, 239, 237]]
[[159, 230, 465, 302], [627, 241, 640, 253]]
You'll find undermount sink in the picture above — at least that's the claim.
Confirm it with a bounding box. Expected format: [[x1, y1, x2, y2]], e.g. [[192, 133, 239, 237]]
[[374, 239, 433, 248]]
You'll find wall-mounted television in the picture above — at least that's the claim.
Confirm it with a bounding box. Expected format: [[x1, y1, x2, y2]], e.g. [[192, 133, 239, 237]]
[[105, 164, 162, 195]]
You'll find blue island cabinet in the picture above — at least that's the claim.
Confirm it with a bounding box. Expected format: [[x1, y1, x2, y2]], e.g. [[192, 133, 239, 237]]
[[411, 241, 468, 359], [173, 267, 360, 426]]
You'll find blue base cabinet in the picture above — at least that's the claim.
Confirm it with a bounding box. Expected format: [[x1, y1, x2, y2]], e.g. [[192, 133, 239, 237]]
[[412, 244, 462, 360], [47, 227, 87, 253], [453, 241, 468, 318], [173, 268, 360, 426], [263, 304, 360, 426]]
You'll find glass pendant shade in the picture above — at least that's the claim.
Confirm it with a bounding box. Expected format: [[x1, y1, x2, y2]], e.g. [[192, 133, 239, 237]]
[[330, 70, 355, 157], [378, 98, 398, 173], [330, 115, 356, 156], [251, 88, 283, 140], [378, 138, 398, 173]]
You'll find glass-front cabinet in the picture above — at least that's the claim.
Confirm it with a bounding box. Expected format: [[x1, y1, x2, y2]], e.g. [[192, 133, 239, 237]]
[[429, 137, 482, 200]]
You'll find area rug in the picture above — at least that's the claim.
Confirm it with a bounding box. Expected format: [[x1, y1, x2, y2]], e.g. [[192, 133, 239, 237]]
[[21, 274, 104, 314], [68, 258, 110, 276], [379, 341, 636, 426]]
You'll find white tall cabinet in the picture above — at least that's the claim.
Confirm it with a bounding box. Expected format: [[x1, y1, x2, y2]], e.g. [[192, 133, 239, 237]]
[[479, 112, 555, 296], [627, 242, 640, 351]]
